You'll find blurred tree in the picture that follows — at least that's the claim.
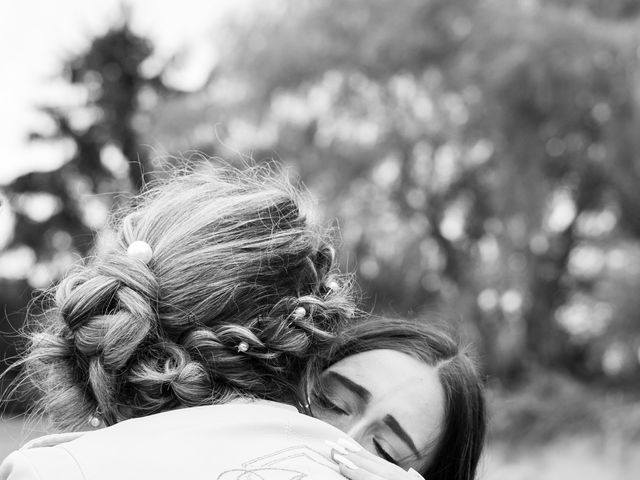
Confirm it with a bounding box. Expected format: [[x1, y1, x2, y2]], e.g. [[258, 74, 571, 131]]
[[0, 16, 176, 406], [165, 0, 640, 382], [469, 2, 640, 379], [6, 0, 635, 387], [544, 0, 640, 19]]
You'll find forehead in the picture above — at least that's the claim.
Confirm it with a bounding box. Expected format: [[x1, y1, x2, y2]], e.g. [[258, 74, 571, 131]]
[[329, 349, 436, 388], [327, 349, 445, 452]]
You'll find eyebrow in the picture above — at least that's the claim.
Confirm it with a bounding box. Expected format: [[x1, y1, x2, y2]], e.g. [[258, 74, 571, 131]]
[[384, 414, 421, 458], [326, 372, 420, 459], [325, 371, 372, 402]]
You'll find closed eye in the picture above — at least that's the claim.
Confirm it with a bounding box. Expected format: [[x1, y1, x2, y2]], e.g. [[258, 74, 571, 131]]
[[372, 438, 399, 466], [313, 392, 349, 415]]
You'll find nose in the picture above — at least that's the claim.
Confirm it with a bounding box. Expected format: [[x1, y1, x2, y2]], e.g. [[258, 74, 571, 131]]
[[345, 419, 369, 444]]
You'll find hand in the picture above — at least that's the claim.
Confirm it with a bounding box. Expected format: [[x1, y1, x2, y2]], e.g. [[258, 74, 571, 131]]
[[326, 438, 425, 480]]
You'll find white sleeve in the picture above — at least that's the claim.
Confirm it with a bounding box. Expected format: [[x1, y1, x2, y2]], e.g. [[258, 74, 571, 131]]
[[0, 448, 85, 480], [0, 451, 41, 480]]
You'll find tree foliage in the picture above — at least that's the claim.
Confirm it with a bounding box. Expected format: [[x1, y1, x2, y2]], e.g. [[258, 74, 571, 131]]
[[0, 19, 174, 400], [3, 0, 640, 391], [182, 0, 640, 381]]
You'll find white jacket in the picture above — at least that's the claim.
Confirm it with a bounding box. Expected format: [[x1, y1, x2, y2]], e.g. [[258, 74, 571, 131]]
[[0, 400, 348, 480]]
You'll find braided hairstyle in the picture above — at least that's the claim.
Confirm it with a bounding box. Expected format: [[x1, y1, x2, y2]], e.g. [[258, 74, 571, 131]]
[[22, 164, 356, 430]]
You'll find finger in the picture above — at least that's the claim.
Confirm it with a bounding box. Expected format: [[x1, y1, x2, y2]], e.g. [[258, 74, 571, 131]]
[[333, 454, 387, 480], [407, 467, 426, 480], [333, 438, 405, 477], [331, 449, 420, 480], [336, 451, 399, 478], [328, 443, 412, 480]]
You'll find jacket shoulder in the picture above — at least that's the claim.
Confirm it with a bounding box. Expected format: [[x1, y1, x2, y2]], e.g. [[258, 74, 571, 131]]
[[0, 442, 85, 480], [0, 451, 40, 480]]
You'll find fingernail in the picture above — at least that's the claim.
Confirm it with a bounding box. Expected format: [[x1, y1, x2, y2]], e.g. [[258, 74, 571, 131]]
[[337, 437, 363, 452], [325, 440, 349, 455], [407, 467, 425, 479], [333, 453, 358, 470]]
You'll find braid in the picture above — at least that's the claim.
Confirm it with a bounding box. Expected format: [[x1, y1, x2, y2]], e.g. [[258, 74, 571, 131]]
[[126, 343, 214, 411]]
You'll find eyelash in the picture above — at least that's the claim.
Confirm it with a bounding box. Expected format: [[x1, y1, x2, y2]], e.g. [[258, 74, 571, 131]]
[[312, 391, 401, 466], [314, 392, 348, 415], [372, 439, 398, 466]]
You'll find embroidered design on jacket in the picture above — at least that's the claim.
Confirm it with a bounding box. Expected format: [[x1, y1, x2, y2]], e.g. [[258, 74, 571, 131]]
[[217, 445, 338, 480]]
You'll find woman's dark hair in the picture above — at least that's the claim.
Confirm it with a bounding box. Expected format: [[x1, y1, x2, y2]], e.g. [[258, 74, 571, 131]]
[[307, 316, 486, 480]]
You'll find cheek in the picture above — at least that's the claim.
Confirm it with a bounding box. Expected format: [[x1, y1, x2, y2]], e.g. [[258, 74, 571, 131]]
[[316, 414, 376, 454], [412, 416, 445, 467], [314, 410, 352, 433]]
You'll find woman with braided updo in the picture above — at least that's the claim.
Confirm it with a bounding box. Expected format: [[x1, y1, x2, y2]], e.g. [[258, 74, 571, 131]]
[[0, 164, 359, 480]]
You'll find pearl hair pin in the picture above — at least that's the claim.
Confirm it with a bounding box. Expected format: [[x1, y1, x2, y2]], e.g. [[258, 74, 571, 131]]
[[127, 241, 153, 264], [292, 306, 306, 319], [89, 416, 102, 428], [237, 341, 249, 353], [326, 280, 340, 292]]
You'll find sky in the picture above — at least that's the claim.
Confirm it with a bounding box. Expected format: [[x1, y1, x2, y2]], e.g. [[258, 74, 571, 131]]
[[0, 0, 252, 185]]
